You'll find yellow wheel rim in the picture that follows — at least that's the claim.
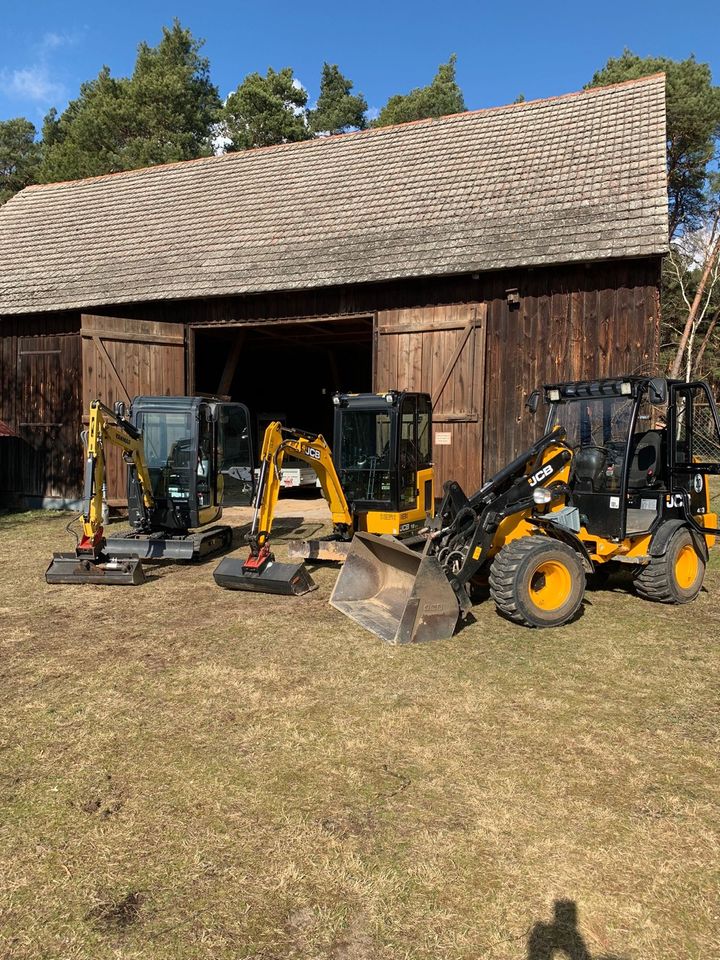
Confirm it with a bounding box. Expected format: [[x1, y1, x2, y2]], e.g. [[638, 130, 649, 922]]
[[528, 559, 572, 612], [675, 544, 699, 590]]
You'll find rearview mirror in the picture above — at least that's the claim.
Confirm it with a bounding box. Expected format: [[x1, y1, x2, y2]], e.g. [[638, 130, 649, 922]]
[[647, 377, 668, 405], [525, 389, 540, 415]]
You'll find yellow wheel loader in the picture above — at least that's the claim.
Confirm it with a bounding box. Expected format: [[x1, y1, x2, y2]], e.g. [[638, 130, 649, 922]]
[[331, 377, 720, 643], [46, 397, 254, 585], [213, 391, 434, 595]]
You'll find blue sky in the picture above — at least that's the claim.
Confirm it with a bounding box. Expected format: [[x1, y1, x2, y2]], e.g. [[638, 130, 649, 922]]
[[1, 0, 719, 126]]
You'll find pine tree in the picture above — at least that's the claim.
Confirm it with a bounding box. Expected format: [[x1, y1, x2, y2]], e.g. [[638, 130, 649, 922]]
[[374, 56, 465, 127], [224, 67, 310, 150], [0, 118, 41, 204], [308, 63, 367, 135], [39, 20, 221, 182]]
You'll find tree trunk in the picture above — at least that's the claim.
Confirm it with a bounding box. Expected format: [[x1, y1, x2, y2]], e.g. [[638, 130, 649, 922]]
[[668, 225, 720, 380]]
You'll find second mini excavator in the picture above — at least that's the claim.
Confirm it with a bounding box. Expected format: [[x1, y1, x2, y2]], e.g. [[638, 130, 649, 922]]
[[213, 391, 434, 595]]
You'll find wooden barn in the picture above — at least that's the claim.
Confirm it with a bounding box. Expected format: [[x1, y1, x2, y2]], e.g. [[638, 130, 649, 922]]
[[0, 74, 668, 507]]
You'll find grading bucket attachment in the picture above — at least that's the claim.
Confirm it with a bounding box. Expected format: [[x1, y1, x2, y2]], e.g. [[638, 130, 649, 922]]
[[329, 533, 459, 644], [45, 553, 145, 586], [213, 555, 317, 596]]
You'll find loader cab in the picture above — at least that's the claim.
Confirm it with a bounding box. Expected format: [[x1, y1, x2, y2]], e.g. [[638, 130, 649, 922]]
[[127, 396, 254, 533], [543, 377, 720, 541], [333, 391, 434, 533]]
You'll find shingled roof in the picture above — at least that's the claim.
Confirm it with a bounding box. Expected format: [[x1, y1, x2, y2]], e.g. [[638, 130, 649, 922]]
[[0, 74, 668, 316]]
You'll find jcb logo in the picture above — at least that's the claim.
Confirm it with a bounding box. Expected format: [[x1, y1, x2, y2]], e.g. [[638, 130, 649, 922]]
[[666, 492, 685, 508], [528, 464, 554, 487], [307, 448, 321, 461]]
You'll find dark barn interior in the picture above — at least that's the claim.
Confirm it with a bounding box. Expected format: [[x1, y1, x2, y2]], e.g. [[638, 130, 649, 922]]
[[193, 318, 374, 444]]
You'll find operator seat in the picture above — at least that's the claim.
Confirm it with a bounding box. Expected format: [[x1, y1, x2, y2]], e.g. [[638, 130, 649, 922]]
[[572, 446, 606, 492], [628, 430, 663, 487]]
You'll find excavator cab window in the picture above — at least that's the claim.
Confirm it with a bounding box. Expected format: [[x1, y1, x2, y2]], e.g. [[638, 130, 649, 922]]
[[334, 392, 433, 513], [217, 403, 254, 506], [140, 409, 195, 502], [398, 394, 432, 509], [337, 407, 393, 506]]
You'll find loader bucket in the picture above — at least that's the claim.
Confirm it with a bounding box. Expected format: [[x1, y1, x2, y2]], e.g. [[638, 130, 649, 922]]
[[329, 533, 459, 644], [45, 553, 145, 585], [213, 556, 317, 596]]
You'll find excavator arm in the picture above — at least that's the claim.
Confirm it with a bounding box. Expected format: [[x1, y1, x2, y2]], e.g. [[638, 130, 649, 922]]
[[77, 400, 155, 557], [214, 421, 346, 595], [247, 422, 353, 564]]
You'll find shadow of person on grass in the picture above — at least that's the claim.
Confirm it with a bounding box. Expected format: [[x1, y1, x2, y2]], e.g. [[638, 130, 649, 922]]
[[527, 899, 626, 960]]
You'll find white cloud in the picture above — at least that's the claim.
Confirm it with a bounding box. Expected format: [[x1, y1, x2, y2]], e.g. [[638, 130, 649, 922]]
[[1, 66, 64, 102], [39, 30, 81, 53], [366, 106, 380, 122]]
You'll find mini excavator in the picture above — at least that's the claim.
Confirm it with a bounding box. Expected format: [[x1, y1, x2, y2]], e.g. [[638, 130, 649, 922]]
[[213, 391, 434, 595], [46, 396, 254, 585], [331, 376, 720, 643]]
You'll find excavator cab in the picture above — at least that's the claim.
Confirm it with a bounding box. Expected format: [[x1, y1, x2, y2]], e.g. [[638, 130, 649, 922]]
[[333, 391, 434, 535], [105, 396, 254, 560], [125, 397, 254, 530]]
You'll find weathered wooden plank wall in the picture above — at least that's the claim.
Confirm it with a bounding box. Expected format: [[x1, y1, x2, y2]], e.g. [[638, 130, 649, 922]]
[[0, 314, 81, 500], [481, 260, 660, 476]]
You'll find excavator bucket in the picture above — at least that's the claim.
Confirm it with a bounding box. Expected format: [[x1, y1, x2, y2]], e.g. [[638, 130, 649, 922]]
[[213, 555, 317, 596], [45, 553, 145, 585], [329, 533, 459, 644]]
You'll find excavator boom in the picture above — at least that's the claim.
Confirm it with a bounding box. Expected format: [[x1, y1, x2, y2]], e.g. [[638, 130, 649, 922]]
[[46, 400, 155, 585]]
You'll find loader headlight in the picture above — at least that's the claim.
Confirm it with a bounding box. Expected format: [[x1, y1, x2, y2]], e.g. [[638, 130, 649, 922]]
[[548, 389, 561, 402], [620, 382, 632, 396], [533, 487, 552, 505]]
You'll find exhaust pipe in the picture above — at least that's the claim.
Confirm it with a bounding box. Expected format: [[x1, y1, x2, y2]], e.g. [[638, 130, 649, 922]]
[[329, 533, 459, 644]]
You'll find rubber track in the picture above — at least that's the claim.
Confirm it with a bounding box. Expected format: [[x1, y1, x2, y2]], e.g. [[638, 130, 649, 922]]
[[488, 537, 551, 624]]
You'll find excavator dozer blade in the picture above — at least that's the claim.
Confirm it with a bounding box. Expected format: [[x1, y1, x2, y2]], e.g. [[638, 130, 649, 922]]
[[213, 556, 317, 596], [45, 553, 145, 586], [329, 533, 460, 644]]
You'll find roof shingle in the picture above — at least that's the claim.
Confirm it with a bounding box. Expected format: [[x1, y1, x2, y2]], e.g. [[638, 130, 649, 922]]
[[0, 74, 668, 316]]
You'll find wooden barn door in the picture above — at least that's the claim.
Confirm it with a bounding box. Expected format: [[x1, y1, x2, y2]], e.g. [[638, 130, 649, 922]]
[[14, 334, 82, 499], [375, 304, 487, 493], [81, 314, 186, 503]]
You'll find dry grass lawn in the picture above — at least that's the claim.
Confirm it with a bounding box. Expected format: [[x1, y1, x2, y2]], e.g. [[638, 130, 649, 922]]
[[0, 503, 719, 959]]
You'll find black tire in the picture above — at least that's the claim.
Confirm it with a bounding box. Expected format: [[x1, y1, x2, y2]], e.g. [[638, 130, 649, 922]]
[[489, 536, 586, 628], [634, 527, 705, 604]]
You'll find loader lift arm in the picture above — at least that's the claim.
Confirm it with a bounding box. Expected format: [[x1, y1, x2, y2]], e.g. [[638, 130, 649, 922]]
[[246, 421, 353, 571], [78, 400, 155, 558]]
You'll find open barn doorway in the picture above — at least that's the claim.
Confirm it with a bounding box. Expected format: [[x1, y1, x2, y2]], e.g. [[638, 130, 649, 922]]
[[191, 316, 374, 469]]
